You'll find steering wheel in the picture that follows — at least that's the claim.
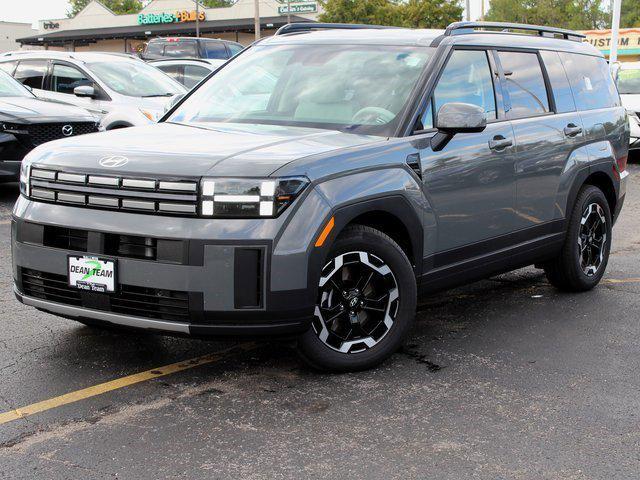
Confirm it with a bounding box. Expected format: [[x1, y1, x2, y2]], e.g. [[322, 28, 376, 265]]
[[351, 107, 396, 125]]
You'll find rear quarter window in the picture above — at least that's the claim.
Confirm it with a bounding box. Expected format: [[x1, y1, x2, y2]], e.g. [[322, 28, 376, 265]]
[[559, 53, 620, 110]]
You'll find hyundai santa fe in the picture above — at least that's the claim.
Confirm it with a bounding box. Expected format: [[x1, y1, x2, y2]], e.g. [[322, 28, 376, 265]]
[[11, 22, 629, 371]]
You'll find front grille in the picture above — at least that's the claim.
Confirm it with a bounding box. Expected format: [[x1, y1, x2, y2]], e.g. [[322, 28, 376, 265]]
[[29, 167, 199, 217], [20, 268, 191, 323], [5, 122, 98, 146]]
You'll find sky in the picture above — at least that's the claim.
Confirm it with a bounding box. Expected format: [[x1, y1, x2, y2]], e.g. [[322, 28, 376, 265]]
[[0, 0, 486, 29]]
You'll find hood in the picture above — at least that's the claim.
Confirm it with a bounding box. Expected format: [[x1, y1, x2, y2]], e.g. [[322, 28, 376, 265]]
[[136, 95, 177, 112], [28, 122, 381, 178], [0, 96, 96, 123], [620, 94, 640, 112]]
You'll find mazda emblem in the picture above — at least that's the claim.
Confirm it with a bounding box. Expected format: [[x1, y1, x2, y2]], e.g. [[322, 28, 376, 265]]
[[61, 124, 73, 137], [99, 155, 129, 168]]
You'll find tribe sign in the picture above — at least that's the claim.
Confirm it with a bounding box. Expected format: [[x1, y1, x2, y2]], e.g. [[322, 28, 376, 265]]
[[137, 10, 206, 25]]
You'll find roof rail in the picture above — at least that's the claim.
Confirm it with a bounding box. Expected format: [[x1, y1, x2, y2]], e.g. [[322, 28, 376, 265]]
[[275, 22, 396, 36], [444, 21, 586, 42]]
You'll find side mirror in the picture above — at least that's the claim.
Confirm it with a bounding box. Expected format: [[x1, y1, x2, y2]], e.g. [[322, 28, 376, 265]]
[[431, 102, 487, 151], [164, 93, 185, 113], [74, 85, 96, 98]]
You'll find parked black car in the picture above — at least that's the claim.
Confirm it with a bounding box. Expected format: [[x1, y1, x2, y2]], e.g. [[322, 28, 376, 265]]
[[141, 37, 244, 61], [0, 70, 98, 181]]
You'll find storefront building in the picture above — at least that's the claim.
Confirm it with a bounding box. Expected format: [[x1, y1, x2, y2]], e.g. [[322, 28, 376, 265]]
[[17, 0, 321, 53], [582, 28, 640, 62]]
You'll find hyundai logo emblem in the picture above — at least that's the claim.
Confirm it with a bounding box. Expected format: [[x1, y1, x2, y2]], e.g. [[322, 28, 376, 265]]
[[61, 125, 73, 137], [99, 155, 129, 168]]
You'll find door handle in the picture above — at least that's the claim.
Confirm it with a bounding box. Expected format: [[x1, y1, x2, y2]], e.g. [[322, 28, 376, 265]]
[[563, 124, 583, 137], [488, 136, 513, 151]]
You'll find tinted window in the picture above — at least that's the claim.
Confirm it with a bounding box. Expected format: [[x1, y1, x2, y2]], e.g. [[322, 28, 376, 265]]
[[156, 64, 184, 84], [422, 49, 496, 129], [559, 53, 620, 110], [204, 41, 227, 59], [0, 61, 17, 75], [51, 64, 92, 95], [14, 60, 47, 89], [163, 42, 198, 58], [539, 50, 575, 113], [498, 51, 549, 119], [228, 43, 244, 56], [183, 64, 211, 89]]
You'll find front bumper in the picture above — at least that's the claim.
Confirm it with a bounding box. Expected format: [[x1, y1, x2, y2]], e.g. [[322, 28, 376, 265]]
[[12, 191, 333, 336]]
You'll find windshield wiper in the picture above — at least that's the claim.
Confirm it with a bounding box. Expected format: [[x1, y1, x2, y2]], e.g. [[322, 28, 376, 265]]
[[141, 93, 175, 97]]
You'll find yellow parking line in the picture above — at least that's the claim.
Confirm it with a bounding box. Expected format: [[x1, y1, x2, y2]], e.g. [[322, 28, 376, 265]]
[[603, 278, 640, 284], [0, 342, 256, 426]]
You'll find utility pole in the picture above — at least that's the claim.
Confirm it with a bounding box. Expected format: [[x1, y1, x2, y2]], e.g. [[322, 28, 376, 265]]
[[195, 0, 200, 38], [254, 0, 261, 41], [480, 0, 485, 21], [465, 0, 470, 21], [610, 0, 622, 63], [287, 0, 292, 24]]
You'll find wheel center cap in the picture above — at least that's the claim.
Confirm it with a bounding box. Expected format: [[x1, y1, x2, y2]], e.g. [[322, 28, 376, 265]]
[[348, 296, 359, 308]]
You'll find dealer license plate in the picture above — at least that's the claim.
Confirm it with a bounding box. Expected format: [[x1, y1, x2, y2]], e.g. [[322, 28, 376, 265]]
[[68, 256, 116, 293]]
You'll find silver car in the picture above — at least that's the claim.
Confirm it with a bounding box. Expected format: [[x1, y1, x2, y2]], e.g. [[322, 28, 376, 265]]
[[0, 51, 186, 130]]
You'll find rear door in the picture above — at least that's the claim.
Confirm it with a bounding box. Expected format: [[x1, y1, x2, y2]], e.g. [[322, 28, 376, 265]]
[[497, 49, 584, 231], [417, 48, 517, 254]]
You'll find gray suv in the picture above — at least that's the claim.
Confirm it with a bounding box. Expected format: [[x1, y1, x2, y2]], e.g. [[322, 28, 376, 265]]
[[11, 22, 629, 371]]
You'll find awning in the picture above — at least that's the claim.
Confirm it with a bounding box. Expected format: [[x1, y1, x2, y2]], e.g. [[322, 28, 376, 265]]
[[17, 15, 313, 46]]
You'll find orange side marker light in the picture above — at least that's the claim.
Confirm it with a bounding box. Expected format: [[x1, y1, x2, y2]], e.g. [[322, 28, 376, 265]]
[[315, 216, 335, 247]]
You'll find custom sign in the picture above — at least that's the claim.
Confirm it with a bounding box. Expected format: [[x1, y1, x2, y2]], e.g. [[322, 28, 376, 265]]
[[137, 10, 206, 25], [582, 28, 640, 56]]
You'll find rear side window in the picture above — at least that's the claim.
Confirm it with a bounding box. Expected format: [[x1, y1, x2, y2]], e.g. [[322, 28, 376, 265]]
[[14, 60, 47, 89], [497, 51, 549, 119], [0, 61, 17, 75], [183, 64, 211, 89], [422, 49, 496, 129], [203, 41, 227, 60], [164, 42, 198, 58], [228, 43, 244, 56], [539, 50, 575, 113], [559, 53, 620, 110]]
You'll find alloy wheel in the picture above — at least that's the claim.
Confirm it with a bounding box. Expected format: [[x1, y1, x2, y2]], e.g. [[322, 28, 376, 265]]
[[578, 202, 607, 277], [313, 251, 399, 354]]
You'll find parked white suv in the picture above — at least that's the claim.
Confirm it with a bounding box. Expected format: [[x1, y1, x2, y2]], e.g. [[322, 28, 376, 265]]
[[0, 51, 186, 130], [616, 61, 640, 150]]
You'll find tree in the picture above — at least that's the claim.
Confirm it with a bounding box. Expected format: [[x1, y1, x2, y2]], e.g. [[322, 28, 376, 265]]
[[621, 0, 640, 28], [67, 0, 144, 17], [319, 0, 462, 28], [484, 0, 609, 30]]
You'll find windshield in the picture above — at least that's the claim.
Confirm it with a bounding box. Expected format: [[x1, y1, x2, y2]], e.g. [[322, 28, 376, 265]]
[[617, 68, 640, 94], [87, 60, 184, 97], [0, 70, 32, 98], [168, 44, 433, 136]]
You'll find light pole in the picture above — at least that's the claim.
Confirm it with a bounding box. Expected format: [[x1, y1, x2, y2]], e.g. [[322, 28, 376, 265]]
[[465, 0, 470, 21], [254, 0, 261, 41], [195, 0, 200, 38], [610, 0, 622, 63], [287, 0, 292, 24]]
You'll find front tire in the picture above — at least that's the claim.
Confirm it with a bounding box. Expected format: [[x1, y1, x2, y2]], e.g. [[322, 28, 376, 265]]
[[297, 225, 417, 372], [544, 185, 612, 292]]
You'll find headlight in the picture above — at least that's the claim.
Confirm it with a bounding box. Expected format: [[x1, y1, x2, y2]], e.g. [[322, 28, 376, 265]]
[[200, 177, 308, 218], [139, 108, 163, 122], [19, 160, 31, 198]]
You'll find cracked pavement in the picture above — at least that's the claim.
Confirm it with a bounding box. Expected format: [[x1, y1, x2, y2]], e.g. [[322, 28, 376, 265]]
[[0, 163, 639, 479]]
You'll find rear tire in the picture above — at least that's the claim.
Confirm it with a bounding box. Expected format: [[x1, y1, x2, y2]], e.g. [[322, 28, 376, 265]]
[[544, 185, 612, 292], [297, 225, 417, 372]]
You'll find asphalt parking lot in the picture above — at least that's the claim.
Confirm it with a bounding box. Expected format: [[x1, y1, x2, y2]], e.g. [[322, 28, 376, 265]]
[[0, 163, 638, 479]]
